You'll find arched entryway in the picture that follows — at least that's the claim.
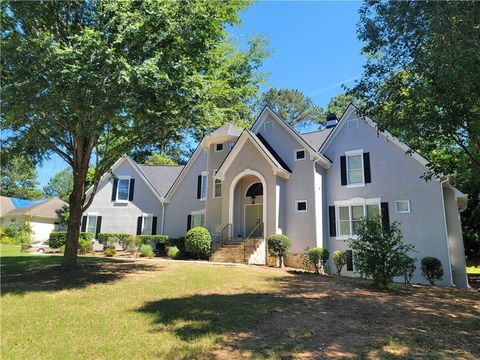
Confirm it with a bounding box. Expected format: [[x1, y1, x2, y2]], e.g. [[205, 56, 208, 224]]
[[229, 169, 267, 239]]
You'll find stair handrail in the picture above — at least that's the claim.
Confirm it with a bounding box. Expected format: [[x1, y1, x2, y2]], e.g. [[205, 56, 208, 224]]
[[243, 222, 264, 263], [211, 223, 232, 253]]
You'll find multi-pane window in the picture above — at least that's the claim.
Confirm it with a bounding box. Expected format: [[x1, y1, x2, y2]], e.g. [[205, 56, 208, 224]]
[[86, 215, 97, 234], [346, 154, 364, 185], [200, 173, 207, 200], [191, 213, 205, 228], [142, 216, 153, 235], [337, 202, 380, 237], [117, 179, 130, 201], [214, 179, 222, 198]]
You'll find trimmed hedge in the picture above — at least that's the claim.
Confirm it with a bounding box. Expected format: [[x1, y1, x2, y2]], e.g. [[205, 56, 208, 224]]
[[136, 235, 170, 245], [267, 234, 291, 268], [97, 233, 134, 250], [421, 257, 443, 285], [303, 247, 329, 274], [185, 227, 211, 259], [48, 231, 93, 248]]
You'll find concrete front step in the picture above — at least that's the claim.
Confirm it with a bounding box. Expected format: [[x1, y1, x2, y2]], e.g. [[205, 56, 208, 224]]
[[210, 238, 264, 264]]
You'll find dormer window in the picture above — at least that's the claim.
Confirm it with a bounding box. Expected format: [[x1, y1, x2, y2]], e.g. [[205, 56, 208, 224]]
[[215, 143, 224, 152], [295, 149, 306, 161]]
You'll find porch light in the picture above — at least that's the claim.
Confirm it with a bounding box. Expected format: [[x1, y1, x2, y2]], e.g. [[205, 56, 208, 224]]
[[251, 195, 256, 204]]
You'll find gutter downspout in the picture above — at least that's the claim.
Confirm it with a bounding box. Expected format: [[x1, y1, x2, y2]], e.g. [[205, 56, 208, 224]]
[[440, 176, 455, 287], [160, 198, 166, 235]]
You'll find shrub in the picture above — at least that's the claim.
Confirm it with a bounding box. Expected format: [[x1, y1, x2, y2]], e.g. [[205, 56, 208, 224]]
[[2, 222, 33, 245], [139, 244, 154, 258], [136, 235, 170, 246], [421, 257, 443, 285], [103, 244, 116, 257], [267, 234, 292, 268], [48, 231, 93, 248], [332, 250, 347, 276], [78, 239, 92, 254], [97, 233, 116, 245], [350, 214, 415, 290], [169, 237, 186, 253], [398, 254, 416, 284], [167, 246, 181, 260], [185, 227, 212, 259], [303, 247, 329, 274]]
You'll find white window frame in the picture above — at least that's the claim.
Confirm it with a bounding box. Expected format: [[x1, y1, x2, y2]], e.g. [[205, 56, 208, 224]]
[[200, 171, 207, 201], [345, 149, 365, 188], [295, 200, 307, 213], [395, 200, 411, 214], [85, 212, 99, 236], [347, 118, 359, 130], [294, 149, 306, 161], [141, 213, 154, 235], [263, 120, 274, 132], [215, 143, 224, 152], [116, 175, 131, 203], [190, 209, 205, 228], [334, 198, 381, 240], [214, 178, 222, 198]]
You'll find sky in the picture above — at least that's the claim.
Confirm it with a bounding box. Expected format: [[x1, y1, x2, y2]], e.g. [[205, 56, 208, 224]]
[[35, 1, 365, 189]]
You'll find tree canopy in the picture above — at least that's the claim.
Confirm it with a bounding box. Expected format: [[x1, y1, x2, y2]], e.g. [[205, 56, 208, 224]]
[[43, 168, 73, 202], [350, 1, 480, 258], [1, 0, 267, 267], [143, 153, 178, 166], [257, 88, 324, 129], [0, 155, 44, 200]]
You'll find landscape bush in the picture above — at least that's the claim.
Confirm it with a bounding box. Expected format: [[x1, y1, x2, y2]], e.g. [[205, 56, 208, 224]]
[[139, 244, 154, 258], [332, 250, 347, 276], [169, 237, 186, 253], [48, 231, 93, 248], [350, 214, 414, 289], [1, 222, 33, 245], [78, 239, 92, 254], [59, 244, 65, 254], [398, 254, 416, 284], [136, 235, 170, 245], [267, 234, 292, 268], [103, 244, 116, 257], [421, 257, 443, 285], [167, 246, 181, 260], [185, 227, 212, 259], [303, 247, 329, 274], [97, 233, 116, 245]]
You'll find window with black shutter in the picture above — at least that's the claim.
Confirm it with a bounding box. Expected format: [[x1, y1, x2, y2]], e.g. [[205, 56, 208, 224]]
[[346, 250, 353, 271], [329, 206, 336, 237]]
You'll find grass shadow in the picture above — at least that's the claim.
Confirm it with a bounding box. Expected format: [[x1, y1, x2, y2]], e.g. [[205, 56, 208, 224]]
[[1, 255, 159, 296]]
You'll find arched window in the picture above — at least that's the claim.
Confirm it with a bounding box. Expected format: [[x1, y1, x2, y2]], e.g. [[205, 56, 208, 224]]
[[245, 182, 263, 198]]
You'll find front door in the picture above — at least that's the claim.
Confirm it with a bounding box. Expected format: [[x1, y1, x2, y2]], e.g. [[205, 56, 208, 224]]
[[244, 204, 263, 237]]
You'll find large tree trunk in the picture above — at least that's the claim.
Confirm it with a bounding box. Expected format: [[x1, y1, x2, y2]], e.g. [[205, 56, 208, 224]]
[[62, 169, 88, 269], [62, 136, 93, 270]]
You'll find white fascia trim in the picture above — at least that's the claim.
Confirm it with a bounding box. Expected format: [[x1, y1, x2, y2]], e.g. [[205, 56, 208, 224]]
[[214, 131, 291, 181], [190, 209, 205, 215], [86, 212, 99, 216], [320, 104, 430, 168], [345, 149, 364, 156], [251, 106, 331, 169], [334, 197, 382, 206], [164, 144, 204, 202]]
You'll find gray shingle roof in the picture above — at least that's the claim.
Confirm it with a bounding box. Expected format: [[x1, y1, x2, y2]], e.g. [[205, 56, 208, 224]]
[[209, 123, 242, 138], [301, 128, 334, 151], [137, 164, 184, 197]]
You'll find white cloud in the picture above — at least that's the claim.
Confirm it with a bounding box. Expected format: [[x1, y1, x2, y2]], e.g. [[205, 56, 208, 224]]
[[309, 75, 360, 97]]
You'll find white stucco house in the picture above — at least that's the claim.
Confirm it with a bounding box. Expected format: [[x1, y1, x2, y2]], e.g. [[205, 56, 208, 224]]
[[84, 105, 469, 288], [0, 196, 67, 241]]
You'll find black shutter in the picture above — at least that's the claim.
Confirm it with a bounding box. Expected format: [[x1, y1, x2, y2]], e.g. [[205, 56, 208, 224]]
[[129, 179, 135, 201], [381, 202, 390, 229], [187, 215, 192, 231], [197, 175, 202, 199], [152, 217, 157, 235], [363, 152, 371, 183], [81, 216, 87, 232], [136, 216, 142, 235], [340, 156, 347, 185], [95, 216, 102, 239], [111, 179, 118, 201], [329, 206, 336, 237], [346, 250, 353, 271]]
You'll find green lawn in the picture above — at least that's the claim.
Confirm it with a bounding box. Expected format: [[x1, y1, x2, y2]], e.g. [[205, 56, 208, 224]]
[[1, 244, 479, 359]]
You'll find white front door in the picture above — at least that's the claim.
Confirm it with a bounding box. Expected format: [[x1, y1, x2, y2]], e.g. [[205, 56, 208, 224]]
[[244, 204, 263, 237]]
